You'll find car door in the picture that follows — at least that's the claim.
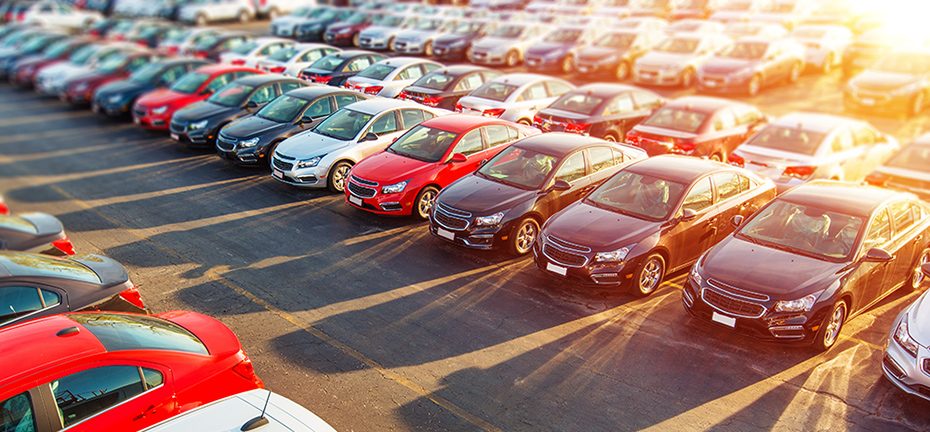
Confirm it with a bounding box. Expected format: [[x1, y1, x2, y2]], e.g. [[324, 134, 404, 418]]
[[0, 285, 67, 328], [663, 175, 721, 270], [512, 81, 549, 122], [855, 207, 893, 307], [545, 150, 590, 215], [243, 82, 278, 113], [885, 200, 923, 292], [698, 108, 738, 158], [708, 171, 749, 243], [601, 93, 640, 138], [435, 127, 487, 187], [357, 110, 401, 157]]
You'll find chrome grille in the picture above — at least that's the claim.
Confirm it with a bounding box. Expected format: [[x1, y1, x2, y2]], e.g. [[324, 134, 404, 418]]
[[436, 202, 471, 218], [272, 158, 293, 171], [546, 235, 592, 253], [350, 175, 377, 187], [707, 279, 770, 301], [434, 202, 470, 230], [702, 288, 765, 319], [216, 134, 236, 152], [348, 181, 377, 198], [543, 244, 587, 267]]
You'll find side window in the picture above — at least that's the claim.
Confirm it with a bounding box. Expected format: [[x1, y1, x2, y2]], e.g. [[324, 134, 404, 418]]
[[345, 57, 373, 72], [889, 201, 918, 235], [299, 49, 324, 63], [712, 172, 741, 202], [545, 80, 573, 97], [367, 112, 397, 135], [205, 73, 232, 92], [0, 392, 35, 432], [738, 173, 751, 192], [158, 65, 187, 86], [862, 209, 892, 251], [226, 37, 246, 51], [830, 128, 855, 153], [333, 94, 358, 109], [713, 109, 738, 131], [0, 287, 60, 325], [454, 73, 483, 91], [632, 91, 662, 110], [54, 366, 156, 428], [399, 109, 424, 128], [279, 81, 303, 93], [396, 65, 424, 81], [452, 129, 484, 156], [589, 147, 619, 172], [681, 177, 713, 213], [518, 82, 548, 102], [484, 125, 513, 148], [555, 152, 586, 183], [248, 85, 277, 104], [303, 98, 332, 119], [604, 94, 635, 116]]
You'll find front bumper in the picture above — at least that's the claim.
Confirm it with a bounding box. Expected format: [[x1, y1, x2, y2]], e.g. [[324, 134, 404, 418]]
[[843, 89, 912, 113], [92, 97, 132, 117], [270, 23, 297, 37], [133, 106, 172, 130], [633, 67, 685, 86], [532, 236, 635, 286], [169, 119, 212, 146], [696, 73, 752, 93], [574, 59, 620, 75], [394, 40, 426, 55], [524, 54, 564, 70], [882, 313, 930, 402], [270, 155, 325, 188], [215, 134, 266, 165], [428, 207, 510, 250], [359, 35, 390, 50], [64, 86, 95, 105], [345, 176, 415, 215], [325, 31, 354, 45], [295, 28, 325, 42], [469, 50, 508, 65], [432, 44, 468, 60]]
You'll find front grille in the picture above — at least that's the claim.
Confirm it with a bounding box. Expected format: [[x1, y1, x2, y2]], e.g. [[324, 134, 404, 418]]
[[348, 181, 377, 198], [434, 202, 469, 230], [169, 121, 185, 134], [216, 134, 236, 152], [350, 175, 377, 187], [547, 235, 592, 253], [702, 288, 765, 318], [883, 355, 906, 380], [543, 244, 587, 267], [707, 279, 770, 301], [435, 201, 471, 218], [272, 158, 293, 171]]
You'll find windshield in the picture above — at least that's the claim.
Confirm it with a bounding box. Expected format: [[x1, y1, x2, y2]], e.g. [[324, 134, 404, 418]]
[[163, 28, 193, 44], [42, 39, 72, 59], [717, 41, 768, 59], [491, 24, 525, 38], [744, 126, 826, 156], [738, 200, 863, 261], [269, 46, 299, 62], [721, 0, 753, 11], [314, 108, 372, 141], [258, 95, 309, 122], [469, 82, 517, 102], [20, 35, 51, 53], [357, 64, 396, 80], [309, 55, 344, 72], [412, 72, 453, 90], [596, 32, 636, 48], [642, 108, 708, 133], [69, 313, 208, 355], [587, 171, 686, 221], [194, 33, 220, 50], [872, 53, 930, 75], [415, 18, 442, 30], [208, 83, 254, 107], [885, 144, 930, 171], [478, 146, 559, 189], [170, 72, 208, 94], [231, 41, 258, 55], [453, 21, 483, 35], [547, 93, 604, 115], [0, 252, 101, 284], [544, 29, 581, 43], [790, 27, 826, 39], [69, 45, 99, 65], [386, 125, 458, 163], [129, 63, 164, 83], [655, 37, 700, 54], [96, 53, 130, 74]]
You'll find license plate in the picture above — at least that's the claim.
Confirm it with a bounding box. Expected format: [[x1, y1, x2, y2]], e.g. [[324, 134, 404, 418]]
[[526, 60, 538, 67], [712, 312, 736, 328], [134, 117, 141, 125], [437, 228, 455, 241], [170, 133, 179, 141], [273, 169, 283, 179], [546, 262, 567, 276], [705, 80, 718, 87], [349, 195, 362, 206], [641, 72, 656, 78], [578, 66, 590, 73], [860, 98, 875, 105]]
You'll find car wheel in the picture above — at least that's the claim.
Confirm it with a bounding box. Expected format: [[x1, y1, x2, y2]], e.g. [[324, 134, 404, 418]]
[[508, 217, 539, 255], [505, 50, 520, 67], [910, 248, 930, 290], [788, 61, 802, 83], [195, 13, 207, 26], [517, 118, 532, 126], [632, 253, 665, 297], [709, 152, 723, 162], [413, 186, 439, 220], [813, 300, 846, 351], [423, 41, 434, 57], [821, 53, 834, 74], [465, 45, 473, 59], [352, 32, 360, 47], [327, 161, 352, 193], [560, 56, 573, 74], [237, 9, 250, 23], [910, 92, 925, 117], [680, 67, 695, 88], [266, 140, 281, 169], [603, 132, 619, 142], [615, 61, 630, 81], [387, 37, 395, 52], [747, 74, 762, 96]]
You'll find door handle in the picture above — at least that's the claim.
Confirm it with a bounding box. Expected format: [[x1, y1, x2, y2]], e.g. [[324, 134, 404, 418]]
[[133, 405, 157, 421], [915, 235, 923, 244]]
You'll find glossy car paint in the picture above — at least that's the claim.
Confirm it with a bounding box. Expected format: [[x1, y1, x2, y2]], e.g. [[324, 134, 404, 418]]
[[92, 59, 209, 117], [534, 83, 666, 141], [0, 212, 72, 256], [865, 133, 930, 201], [297, 50, 387, 87]]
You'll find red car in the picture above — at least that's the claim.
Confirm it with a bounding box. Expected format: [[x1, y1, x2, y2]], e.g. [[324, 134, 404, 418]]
[[9, 37, 95, 88], [0, 195, 8, 215], [132, 65, 260, 130], [624, 96, 769, 162], [63, 51, 160, 106], [345, 115, 540, 219], [0, 311, 263, 431]]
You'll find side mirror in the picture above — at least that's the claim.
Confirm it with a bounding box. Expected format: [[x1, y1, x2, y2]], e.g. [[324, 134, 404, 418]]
[[680, 208, 698, 222], [298, 116, 312, 124], [550, 179, 571, 192], [864, 248, 893, 262], [246, 100, 258, 109], [361, 132, 379, 142], [922, 262, 930, 278], [199, 88, 213, 96], [730, 214, 743, 227], [450, 152, 467, 163]]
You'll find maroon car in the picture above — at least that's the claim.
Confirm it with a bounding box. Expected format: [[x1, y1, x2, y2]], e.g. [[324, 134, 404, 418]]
[[10, 37, 94, 88], [63, 51, 160, 106], [323, 11, 388, 47], [624, 96, 769, 162]]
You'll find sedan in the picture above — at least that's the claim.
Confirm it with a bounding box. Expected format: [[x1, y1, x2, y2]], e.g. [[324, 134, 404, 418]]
[[345, 115, 540, 219], [35, 43, 142, 97], [722, 21, 788, 40], [62, 51, 161, 106], [884, 263, 930, 402], [664, 19, 725, 35], [865, 132, 930, 202], [708, 0, 766, 23], [270, 6, 338, 38], [696, 38, 806, 96], [343, 57, 443, 98], [431, 19, 496, 61], [572, 28, 666, 81], [219, 36, 293, 68], [0, 30, 66, 80], [393, 16, 459, 56], [685, 181, 930, 350], [185, 32, 253, 62], [750, 0, 817, 30], [534, 83, 666, 141], [398, 65, 503, 111], [8, 37, 94, 88], [632, 32, 732, 87], [625, 95, 769, 161], [255, 43, 339, 77], [535, 155, 776, 295], [728, 112, 899, 193], [430, 133, 647, 255], [468, 21, 551, 67], [844, 49, 930, 117], [293, 7, 354, 43], [357, 13, 419, 51], [271, 99, 447, 193], [0, 310, 264, 431], [0, 212, 74, 256], [841, 28, 915, 77], [0, 252, 147, 328], [297, 50, 387, 87], [323, 10, 388, 47], [788, 24, 852, 73], [524, 25, 604, 74], [455, 73, 575, 125], [92, 58, 209, 118], [19, 0, 101, 29]]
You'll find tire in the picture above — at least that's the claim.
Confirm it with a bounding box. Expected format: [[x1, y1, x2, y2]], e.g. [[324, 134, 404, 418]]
[[265, 140, 281, 169], [327, 161, 352, 193], [352, 32, 360, 47], [413, 186, 439, 220], [603, 132, 619, 142], [632, 253, 665, 297], [747, 74, 762, 96], [787, 61, 802, 84], [910, 92, 925, 117], [195, 13, 207, 26], [423, 41, 434, 57], [561, 56, 573, 74], [680, 67, 695, 88], [821, 53, 834, 74], [505, 50, 520, 67], [237, 9, 250, 24], [387, 37, 395, 52], [508, 217, 539, 255], [813, 300, 846, 351], [909, 248, 930, 290], [615, 61, 630, 81]]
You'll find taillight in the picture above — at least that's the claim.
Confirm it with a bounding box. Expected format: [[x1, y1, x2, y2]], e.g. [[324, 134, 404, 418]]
[[118, 285, 146, 309], [422, 96, 444, 107], [364, 86, 383, 95], [454, 102, 463, 112], [89, 29, 100, 36], [727, 152, 745, 167], [565, 122, 592, 135], [269, 66, 285, 73], [194, 51, 208, 59], [671, 140, 695, 154], [233, 356, 264, 387], [16, 11, 24, 21], [625, 130, 640, 145], [114, 34, 125, 41], [136, 40, 149, 47], [482, 108, 505, 117], [865, 171, 887, 187], [532, 115, 542, 126], [52, 237, 75, 255], [0, 201, 8, 215], [230, 59, 246, 66], [167, 46, 179, 54], [312, 75, 333, 84], [783, 165, 816, 180]]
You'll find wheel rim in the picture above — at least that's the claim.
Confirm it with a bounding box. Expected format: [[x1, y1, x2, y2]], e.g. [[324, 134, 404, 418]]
[[749, 76, 760, 95], [710, 153, 722, 162], [913, 93, 924, 115], [353, 33, 360, 47], [681, 69, 693, 87], [417, 189, 436, 217], [332, 165, 349, 192], [639, 258, 663, 294], [507, 52, 518, 66], [604, 134, 617, 142], [616, 62, 629, 80], [514, 221, 537, 254], [562, 56, 573, 74], [388, 38, 395, 51], [823, 303, 846, 348], [913, 250, 930, 288]]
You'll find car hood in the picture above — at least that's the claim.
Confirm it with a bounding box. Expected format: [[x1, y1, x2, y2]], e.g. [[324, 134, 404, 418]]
[[137, 88, 194, 107], [637, 52, 693, 68], [350, 151, 439, 184], [222, 115, 289, 139], [700, 57, 757, 74], [701, 235, 845, 298], [173, 101, 238, 122], [906, 290, 930, 344], [850, 70, 922, 92], [545, 201, 660, 251], [438, 175, 534, 215], [70, 254, 130, 285], [276, 131, 348, 159], [472, 36, 517, 50], [526, 41, 572, 57]]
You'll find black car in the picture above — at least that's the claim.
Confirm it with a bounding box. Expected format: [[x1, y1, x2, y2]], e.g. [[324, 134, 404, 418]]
[[217, 87, 372, 167], [534, 155, 776, 295], [0, 31, 65, 78], [431, 20, 495, 62], [92, 58, 210, 118], [0, 252, 148, 329], [186, 32, 253, 62], [171, 75, 307, 149], [533, 83, 665, 142], [0, 212, 74, 256], [297, 50, 386, 87], [397, 65, 502, 111], [430, 133, 648, 255], [684, 181, 930, 351], [294, 7, 354, 42], [128, 23, 183, 49]]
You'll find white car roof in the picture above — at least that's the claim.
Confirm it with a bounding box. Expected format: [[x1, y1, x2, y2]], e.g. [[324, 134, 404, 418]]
[[486, 72, 562, 87], [372, 56, 439, 68], [346, 98, 441, 115]]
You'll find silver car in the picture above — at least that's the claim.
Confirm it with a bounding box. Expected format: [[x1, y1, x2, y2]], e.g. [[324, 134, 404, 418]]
[[632, 32, 732, 87], [884, 262, 930, 403], [357, 14, 420, 51], [393, 16, 459, 56], [343, 57, 443, 98], [729, 112, 900, 193], [469, 22, 551, 67], [455, 73, 575, 124], [271, 99, 449, 192], [256, 43, 340, 77], [788, 24, 852, 73]]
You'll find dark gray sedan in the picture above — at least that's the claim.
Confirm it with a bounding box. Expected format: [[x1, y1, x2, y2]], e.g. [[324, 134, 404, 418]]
[[0, 212, 73, 256]]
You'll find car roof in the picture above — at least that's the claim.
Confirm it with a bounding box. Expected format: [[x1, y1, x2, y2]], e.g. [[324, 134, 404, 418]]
[[285, 86, 361, 100], [627, 155, 734, 184], [514, 132, 627, 156], [420, 114, 512, 133], [770, 112, 855, 133], [252, 36, 292, 44], [430, 64, 494, 76], [663, 95, 742, 113], [158, 58, 208, 68], [228, 74, 300, 86], [779, 180, 905, 217], [328, 49, 381, 59], [194, 64, 256, 75], [343, 98, 430, 115], [0, 314, 107, 386], [487, 72, 558, 86]]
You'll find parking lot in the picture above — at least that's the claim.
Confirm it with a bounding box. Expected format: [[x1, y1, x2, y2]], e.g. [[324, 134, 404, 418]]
[[3, 20, 930, 431]]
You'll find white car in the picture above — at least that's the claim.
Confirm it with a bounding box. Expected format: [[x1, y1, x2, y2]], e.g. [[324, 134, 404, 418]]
[[615, 16, 668, 31], [593, 0, 640, 19], [788, 24, 852, 73], [343, 57, 442, 98], [722, 21, 788, 39], [178, 0, 257, 26], [219, 37, 294, 68], [35, 43, 141, 96], [729, 112, 899, 193], [884, 262, 930, 404], [256, 43, 340, 76], [392, 16, 459, 56], [455, 73, 575, 124], [468, 22, 552, 67], [21, 1, 102, 29], [271, 99, 449, 192], [256, 0, 307, 19], [140, 389, 337, 432], [749, 0, 816, 30], [357, 13, 420, 51], [632, 32, 732, 87]]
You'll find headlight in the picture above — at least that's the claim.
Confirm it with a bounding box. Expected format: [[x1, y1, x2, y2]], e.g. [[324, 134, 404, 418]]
[[107, 94, 123, 103], [690, 265, 703, 286], [894, 314, 920, 357], [74, 83, 88, 92], [189, 119, 208, 130], [773, 293, 818, 313], [296, 155, 323, 168], [892, 82, 922, 96], [381, 180, 409, 194], [474, 212, 504, 227], [594, 246, 631, 263], [151, 105, 168, 115], [338, 28, 352, 34], [238, 137, 260, 148]]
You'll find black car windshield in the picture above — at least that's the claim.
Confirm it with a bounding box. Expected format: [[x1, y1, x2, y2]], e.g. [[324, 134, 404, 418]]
[[738, 200, 863, 261], [357, 64, 396, 80], [544, 29, 581, 43], [309, 55, 345, 72], [96, 53, 130, 74], [258, 95, 310, 122], [313, 10, 340, 21], [717, 41, 768, 59], [721, 0, 753, 11], [587, 171, 686, 221], [231, 41, 258, 55], [469, 82, 517, 102], [547, 93, 604, 115], [208, 83, 254, 107], [412, 72, 453, 90], [170, 72, 209, 94], [595, 32, 636, 48], [654, 37, 700, 54], [478, 146, 560, 189], [642, 107, 708, 133], [491, 25, 525, 38], [872, 53, 930, 75], [745, 126, 826, 156], [884, 144, 930, 171], [269, 45, 299, 61], [69, 313, 208, 354], [42, 40, 71, 59], [313, 108, 372, 141], [69, 45, 98, 65], [386, 125, 458, 163], [129, 63, 165, 83]]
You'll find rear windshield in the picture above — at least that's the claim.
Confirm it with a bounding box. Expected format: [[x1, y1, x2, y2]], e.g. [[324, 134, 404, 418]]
[[412, 72, 453, 90], [269, 46, 299, 62], [309, 55, 345, 72], [356, 64, 396, 80], [642, 107, 708, 133], [69, 313, 209, 354], [0, 253, 101, 284], [469, 82, 517, 102], [547, 93, 604, 115], [745, 126, 826, 156]]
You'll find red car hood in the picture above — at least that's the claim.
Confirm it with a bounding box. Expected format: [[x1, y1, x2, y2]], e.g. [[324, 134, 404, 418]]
[[137, 88, 200, 109], [351, 151, 440, 186]]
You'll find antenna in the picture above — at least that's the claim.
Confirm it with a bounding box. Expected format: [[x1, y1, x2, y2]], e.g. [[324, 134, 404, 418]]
[[240, 390, 273, 431]]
